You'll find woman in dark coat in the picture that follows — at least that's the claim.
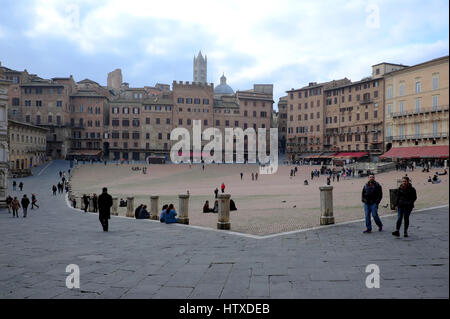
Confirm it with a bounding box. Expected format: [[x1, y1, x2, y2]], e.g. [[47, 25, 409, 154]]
[[98, 187, 113, 232], [392, 177, 417, 238]]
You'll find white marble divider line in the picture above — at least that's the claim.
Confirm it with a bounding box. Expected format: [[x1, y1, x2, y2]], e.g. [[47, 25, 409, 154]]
[[63, 193, 448, 240]]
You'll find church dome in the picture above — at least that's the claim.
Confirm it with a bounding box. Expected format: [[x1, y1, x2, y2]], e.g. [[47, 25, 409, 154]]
[[214, 74, 234, 95]]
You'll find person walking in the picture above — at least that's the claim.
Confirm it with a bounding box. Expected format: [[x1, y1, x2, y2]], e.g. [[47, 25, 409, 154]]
[[240, 172, 243, 180], [214, 187, 219, 199], [52, 185, 57, 196], [251, 172, 254, 181], [12, 180, 17, 191], [392, 177, 417, 238], [82, 194, 89, 213], [336, 174, 340, 182], [255, 172, 258, 181], [97, 187, 113, 231], [21, 194, 30, 218], [11, 197, 20, 218], [59, 171, 62, 178], [31, 194, 39, 209], [92, 193, 98, 212], [221, 182, 225, 193], [361, 174, 383, 233], [19, 182, 24, 191], [6, 195, 13, 214]]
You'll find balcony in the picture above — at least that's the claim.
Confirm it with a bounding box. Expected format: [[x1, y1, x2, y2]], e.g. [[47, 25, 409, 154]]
[[69, 136, 102, 141], [388, 132, 448, 142], [360, 98, 373, 105], [391, 105, 449, 118]]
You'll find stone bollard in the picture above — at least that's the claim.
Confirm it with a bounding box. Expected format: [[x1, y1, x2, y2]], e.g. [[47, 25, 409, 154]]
[[89, 197, 95, 212], [126, 197, 134, 218], [319, 186, 335, 225], [217, 194, 231, 230], [150, 196, 159, 220], [178, 194, 189, 224], [112, 197, 118, 216]]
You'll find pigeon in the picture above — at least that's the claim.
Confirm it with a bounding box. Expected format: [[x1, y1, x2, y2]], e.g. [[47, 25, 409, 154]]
[[293, 205, 297, 208]]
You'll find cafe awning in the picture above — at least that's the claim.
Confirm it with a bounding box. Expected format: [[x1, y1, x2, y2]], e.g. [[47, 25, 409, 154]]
[[380, 146, 449, 159], [334, 152, 368, 158]]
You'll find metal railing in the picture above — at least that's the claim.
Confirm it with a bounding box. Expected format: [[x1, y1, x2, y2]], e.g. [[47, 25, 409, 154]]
[[386, 132, 448, 141], [391, 105, 449, 118]]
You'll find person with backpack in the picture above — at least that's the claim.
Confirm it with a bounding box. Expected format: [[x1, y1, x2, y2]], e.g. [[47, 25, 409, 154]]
[[392, 176, 417, 238], [361, 174, 383, 233], [21, 194, 30, 218]]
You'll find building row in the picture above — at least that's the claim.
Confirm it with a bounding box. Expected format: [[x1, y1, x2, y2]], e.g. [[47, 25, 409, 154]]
[[0, 52, 274, 164], [280, 55, 449, 162]]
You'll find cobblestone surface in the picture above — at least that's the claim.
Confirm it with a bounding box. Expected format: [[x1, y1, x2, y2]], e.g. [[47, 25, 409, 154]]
[[0, 160, 448, 299]]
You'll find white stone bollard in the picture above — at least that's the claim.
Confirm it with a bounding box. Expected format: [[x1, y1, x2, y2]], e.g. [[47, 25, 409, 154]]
[[319, 186, 334, 225], [112, 197, 118, 216], [150, 196, 159, 220], [126, 197, 134, 218], [217, 194, 231, 230], [178, 194, 189, 224]]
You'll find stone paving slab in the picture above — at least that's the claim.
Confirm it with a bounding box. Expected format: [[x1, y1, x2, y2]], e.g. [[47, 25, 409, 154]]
[[0, 160, 448, 299]]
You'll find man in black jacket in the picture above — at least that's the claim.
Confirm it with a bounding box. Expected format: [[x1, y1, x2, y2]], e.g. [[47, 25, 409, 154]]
[[21, 194, 30, 218], [98, 187, 113, 232], [361, 174, 383, 233], [392, 177, 417, 237]]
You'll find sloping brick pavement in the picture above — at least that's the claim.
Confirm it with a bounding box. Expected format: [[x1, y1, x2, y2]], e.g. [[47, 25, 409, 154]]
[[0, 160, 448, 298]]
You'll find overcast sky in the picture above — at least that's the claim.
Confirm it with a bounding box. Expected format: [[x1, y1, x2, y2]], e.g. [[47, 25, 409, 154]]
[[0, 0, 448, 109]]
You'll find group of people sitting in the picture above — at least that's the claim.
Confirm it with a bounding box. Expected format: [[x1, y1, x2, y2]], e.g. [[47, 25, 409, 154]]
[[134, 203, 178, 223], [202, 199, 237, 213], [119, 199, 127, 207], [427, 169, 447, 184]]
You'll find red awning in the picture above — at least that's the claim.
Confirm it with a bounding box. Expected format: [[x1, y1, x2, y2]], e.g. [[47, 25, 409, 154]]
[[380, 146, 449, 159], [334, 152, 368, 158]]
